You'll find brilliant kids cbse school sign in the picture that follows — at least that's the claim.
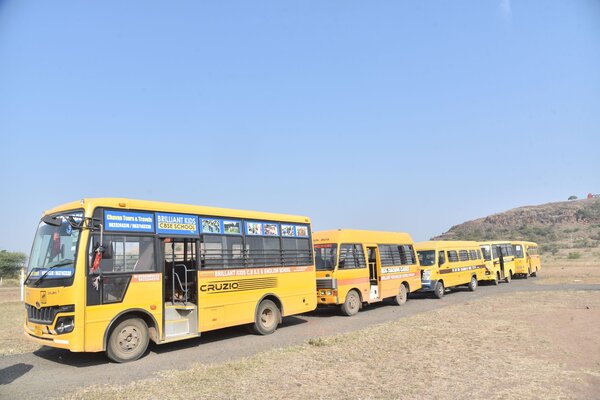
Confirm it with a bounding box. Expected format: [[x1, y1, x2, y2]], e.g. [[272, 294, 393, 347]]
[[104, 210, 199, 235]]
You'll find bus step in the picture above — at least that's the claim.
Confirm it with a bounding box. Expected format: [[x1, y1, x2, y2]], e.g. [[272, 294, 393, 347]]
[[165, 318, 190, 336]]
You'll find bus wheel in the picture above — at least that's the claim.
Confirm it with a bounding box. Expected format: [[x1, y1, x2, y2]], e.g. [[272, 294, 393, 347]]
[[492, 272, 500, 286], [505, 271, 512, 283], [468, 276, 477, 292], [391, 284, 408, 306], [531, 269, 537, 278], [252, 299, 280, 335], [524, 269, 530, 279], [341, 290, 360, 316], [107, 318, 149, 363], [433, 281, 445, 299]]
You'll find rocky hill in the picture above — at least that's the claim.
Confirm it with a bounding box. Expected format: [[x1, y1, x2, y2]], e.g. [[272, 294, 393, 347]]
[[432, 198, 600, 253]]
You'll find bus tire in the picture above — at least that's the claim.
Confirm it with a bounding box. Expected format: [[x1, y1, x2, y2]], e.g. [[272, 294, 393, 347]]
[[433, 281, 445, 299], [391, 284, 408, 306], [524, 269, 529, 279], [252, 299, 280, 335], [505, 271, 512, 283], [492, 272, 500, 286], [531, 269, 537, 278], [468, 276, 477, 292], [341, 290, 361, 316], [106, 317, 149, 363]]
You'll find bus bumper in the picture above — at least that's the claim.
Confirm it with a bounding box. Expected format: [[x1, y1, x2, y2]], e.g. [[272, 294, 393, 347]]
[[316, 290, 338, 305], [418, 279, 438, 292], [24, 322, 75, 350]]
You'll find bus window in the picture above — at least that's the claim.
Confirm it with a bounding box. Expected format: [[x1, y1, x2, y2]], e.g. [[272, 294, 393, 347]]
[[417, 250, 436, 267], [339, 244, 366, 269], [314, 244, 337, 271]]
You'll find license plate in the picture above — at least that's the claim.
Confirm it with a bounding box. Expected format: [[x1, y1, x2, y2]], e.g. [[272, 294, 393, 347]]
[[34, 327, 42, 336]]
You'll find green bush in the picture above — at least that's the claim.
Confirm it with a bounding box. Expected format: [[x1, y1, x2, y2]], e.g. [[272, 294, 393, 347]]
[[567, 252, 581, 260], [540, 244, 559, 255], [0, 250, 27, 278]]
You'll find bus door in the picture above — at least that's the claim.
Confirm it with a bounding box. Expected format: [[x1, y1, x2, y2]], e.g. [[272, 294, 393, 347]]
[[162, 238, 198, 340], [367, 246, 379, 301], [495, 245, 506, 280]]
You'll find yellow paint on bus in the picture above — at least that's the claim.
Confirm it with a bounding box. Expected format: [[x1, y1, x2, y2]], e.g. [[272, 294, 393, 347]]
[[512, 241, 541, 278], [478, 241, 516, 284], [313, 230, 421, 316], [415, 241, 486, 298], [24, 198, 316, 362]]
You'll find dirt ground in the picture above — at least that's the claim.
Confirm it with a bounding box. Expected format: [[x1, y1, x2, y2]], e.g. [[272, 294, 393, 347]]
[[0, 287, 20, 304], [536, 249, 600, 285], [65, 290, 600, 400]]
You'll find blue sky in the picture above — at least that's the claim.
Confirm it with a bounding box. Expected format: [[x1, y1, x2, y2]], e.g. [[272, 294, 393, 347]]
[[1, 1, 599, 253]]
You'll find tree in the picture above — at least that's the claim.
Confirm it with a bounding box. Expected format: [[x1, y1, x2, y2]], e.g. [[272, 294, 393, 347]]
[[568, 195, 578, 200], [0, 250, 27, 278]]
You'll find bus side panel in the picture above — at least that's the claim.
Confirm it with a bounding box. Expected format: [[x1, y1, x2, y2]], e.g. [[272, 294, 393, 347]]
[[84, 278, 163, 352], [197, 267, 316, 332], [336, 268, 370, 304]]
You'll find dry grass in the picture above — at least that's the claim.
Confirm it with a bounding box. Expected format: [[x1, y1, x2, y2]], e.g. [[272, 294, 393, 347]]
[[536, 249, 600, 285], [0, 301, 40, 356], [65, 291, 600, 400]]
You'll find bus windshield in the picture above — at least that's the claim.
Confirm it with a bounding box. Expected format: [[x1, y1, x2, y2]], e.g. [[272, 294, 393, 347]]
[[314, 244, 337, 271], [26, 212, 82, 286], [417, 250, 436, 266]]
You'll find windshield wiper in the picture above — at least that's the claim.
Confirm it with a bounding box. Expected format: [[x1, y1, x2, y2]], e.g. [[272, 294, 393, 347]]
[[32, 259, 73, 287]]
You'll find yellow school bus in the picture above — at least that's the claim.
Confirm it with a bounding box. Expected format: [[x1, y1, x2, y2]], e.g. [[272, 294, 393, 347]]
[[512, 241, 541, 278], [478, 241, 516, 284], [415, 241, 486, 298], [313, 230, 421, 316], [24, 198, 316, 362]]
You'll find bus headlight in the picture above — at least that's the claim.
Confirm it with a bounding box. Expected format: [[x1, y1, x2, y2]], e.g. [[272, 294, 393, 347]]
[[55, 316, 74, 334], [422, 270, 431, 280]]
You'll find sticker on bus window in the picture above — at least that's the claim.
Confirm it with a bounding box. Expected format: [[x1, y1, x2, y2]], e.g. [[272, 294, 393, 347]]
[[246, 222, 263, 235], [104, 210, 155, 233], [264, 223, 279, 236], [201, 218, 222, 234], [156, 213, 199, 235], [295, 225, 309, 237], [281, 225, 295, 236], [223, 220, 241, 235]]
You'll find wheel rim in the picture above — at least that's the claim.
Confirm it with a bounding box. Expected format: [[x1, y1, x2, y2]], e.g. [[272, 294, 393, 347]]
[[117, 326, 141, 353], [261, 308, 275, 329], [399, 288, 407, 301], [472, 278, 477, 288], [348, 294, 358, 310], [437, 284, 443, 296]]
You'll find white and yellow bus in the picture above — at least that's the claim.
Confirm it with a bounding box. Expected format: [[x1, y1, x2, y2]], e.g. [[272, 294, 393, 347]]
[[415, 241, 486, 298], [313, 230, 421, 316], [478, 241, 516, 284], [24, 198, 316, 362], [512, 241, 541, 278]]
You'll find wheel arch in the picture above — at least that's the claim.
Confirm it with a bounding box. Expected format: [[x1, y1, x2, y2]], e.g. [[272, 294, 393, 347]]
[[255, 293, 284, 321], [103, 309, 159, 351]]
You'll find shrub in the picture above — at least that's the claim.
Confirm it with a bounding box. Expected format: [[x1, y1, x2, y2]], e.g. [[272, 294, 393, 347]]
[[567, 252, 581, 260], [540, 244, 559, 255]]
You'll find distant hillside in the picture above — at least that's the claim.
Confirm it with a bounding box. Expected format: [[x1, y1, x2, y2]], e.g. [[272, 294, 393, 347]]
[[432, 198, 600, 254]]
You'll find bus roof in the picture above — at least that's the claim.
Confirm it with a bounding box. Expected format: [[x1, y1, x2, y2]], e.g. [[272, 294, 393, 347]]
[[415, 240, 481, 251], [42, 198, 311, 224], [313, 229, 414, 244], [511, 240, 538, 246], [478, 240, 513, 246]]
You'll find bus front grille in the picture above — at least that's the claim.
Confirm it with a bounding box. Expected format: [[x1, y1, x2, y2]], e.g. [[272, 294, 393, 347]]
[[316, 279, 337, 290], [26, 305, 60, 325]]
